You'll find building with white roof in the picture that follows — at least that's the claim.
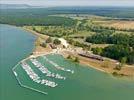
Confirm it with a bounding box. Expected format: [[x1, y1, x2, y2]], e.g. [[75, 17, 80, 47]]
[[58, 38, 69, 48]]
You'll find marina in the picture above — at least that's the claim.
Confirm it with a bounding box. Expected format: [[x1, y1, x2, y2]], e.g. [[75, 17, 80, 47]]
[[12, 54, 74, 94]]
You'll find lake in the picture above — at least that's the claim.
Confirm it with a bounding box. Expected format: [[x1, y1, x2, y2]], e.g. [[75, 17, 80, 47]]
[[0, 24, 134, 100]]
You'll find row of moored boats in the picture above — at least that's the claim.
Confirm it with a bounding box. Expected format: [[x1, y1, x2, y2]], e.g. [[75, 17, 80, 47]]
[[21, 62, 58, 88], [43, 56, 74, 74], [30, 58, 66, 80]]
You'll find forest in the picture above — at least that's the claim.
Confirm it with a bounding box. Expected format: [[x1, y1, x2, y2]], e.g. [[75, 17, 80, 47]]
[[0, 6, 134, 26]]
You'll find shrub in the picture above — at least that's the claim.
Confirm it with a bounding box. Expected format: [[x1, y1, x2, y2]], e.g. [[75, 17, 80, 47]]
[[46, 37, 52, 43], [53, 39, 61, 45]]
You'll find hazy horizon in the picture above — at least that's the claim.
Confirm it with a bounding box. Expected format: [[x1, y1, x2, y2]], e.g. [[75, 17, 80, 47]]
[[0, 0, 134, 7]]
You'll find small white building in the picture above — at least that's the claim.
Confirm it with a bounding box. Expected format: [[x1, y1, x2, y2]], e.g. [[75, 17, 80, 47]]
[[58, 38, 69, 48]]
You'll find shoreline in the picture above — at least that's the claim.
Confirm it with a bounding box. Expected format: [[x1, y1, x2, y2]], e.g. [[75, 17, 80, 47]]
[[12, 53, 133, 95], [20, 27, 134, 78]]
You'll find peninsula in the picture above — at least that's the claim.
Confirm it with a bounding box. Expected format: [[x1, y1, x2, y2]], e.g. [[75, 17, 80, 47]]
[[23, 22, 134, 77]]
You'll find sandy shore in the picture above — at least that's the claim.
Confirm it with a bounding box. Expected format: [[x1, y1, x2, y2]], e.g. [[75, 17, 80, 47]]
[[23, 27, 134, 77], [23, 27, 49, 40], [61, 51, 134, 77], [23, 27, 53, 55]]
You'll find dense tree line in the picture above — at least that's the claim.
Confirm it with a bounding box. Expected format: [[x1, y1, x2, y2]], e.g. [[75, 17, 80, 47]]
[[88, 32, 134, 64], [0, 16, 77, 26], [86, 33, 134, 48], [92, 45, 134, 64], [86, 32, 111, 44]]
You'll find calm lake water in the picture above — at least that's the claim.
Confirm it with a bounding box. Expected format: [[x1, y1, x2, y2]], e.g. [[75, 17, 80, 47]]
[[0, 24, 134, 100]]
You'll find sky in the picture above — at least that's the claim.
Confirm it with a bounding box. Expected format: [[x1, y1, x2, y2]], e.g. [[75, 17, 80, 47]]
[[0, 0, 134, 7]]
